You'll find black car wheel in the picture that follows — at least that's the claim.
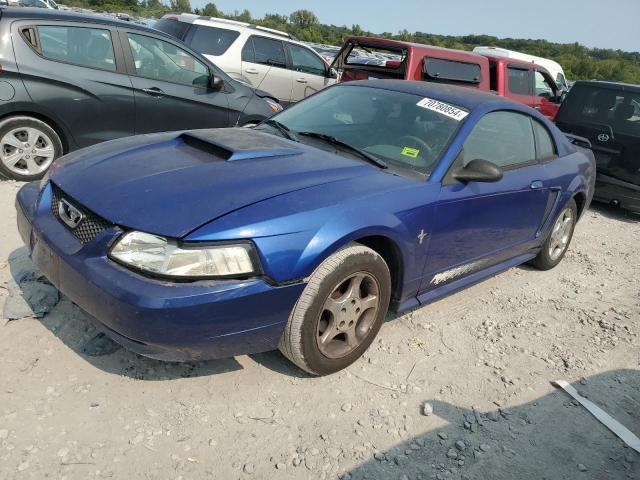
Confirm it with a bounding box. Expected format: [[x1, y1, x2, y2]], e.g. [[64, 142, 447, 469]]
[[529, 198, 577, 270], [0, 116, 63, 181], [279, 243, 391, 376]]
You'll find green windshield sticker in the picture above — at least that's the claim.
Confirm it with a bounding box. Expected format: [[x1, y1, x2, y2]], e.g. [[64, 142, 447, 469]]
[[401, 147, 420, 158]]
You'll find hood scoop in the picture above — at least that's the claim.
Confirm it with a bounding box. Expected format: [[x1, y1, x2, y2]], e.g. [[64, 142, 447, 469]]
[[179, 130, 301, 162]]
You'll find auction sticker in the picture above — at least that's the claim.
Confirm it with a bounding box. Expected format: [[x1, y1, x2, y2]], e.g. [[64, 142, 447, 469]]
[[416, 98, 468, 121]]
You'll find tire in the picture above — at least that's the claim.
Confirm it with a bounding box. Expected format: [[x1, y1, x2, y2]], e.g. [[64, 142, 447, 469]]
[[0, 116, 63, 181], [279, 243, 391, 376], [529, 198, 577, 271]]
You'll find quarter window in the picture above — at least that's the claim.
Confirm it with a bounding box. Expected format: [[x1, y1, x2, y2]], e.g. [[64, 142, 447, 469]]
[[533, 120, 556, 160], [463, 111, 536, 168], [508, 67, 532, 96], [127, 33, 209, 86], [33, 25, 116, 71], [288, 44, 326, 76], [250, 36, 286, 67], [187, 25, 240, 56]]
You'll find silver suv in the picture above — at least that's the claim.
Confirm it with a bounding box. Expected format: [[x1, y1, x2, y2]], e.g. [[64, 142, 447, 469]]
[[155, 14, 338, 105]]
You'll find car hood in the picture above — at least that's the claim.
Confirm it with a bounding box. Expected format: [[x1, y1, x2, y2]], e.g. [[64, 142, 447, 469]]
[[49, 128, 382, 238]]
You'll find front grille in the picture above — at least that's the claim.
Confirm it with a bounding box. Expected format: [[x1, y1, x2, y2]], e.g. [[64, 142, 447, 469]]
[[51, 184, 113, 244]]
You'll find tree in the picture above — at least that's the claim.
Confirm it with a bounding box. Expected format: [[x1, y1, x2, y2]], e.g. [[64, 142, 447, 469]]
[[289, 9, 318, 28], [171, 0, 191, 13], [235, 8, 252, 22], [201, 2, 219, 17]]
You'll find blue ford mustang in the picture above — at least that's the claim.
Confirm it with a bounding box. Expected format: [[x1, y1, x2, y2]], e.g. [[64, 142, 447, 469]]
[[15, 81, 595, 375]]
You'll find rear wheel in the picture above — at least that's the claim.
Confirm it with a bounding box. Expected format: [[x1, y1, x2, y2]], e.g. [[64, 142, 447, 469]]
[[279, 244, 391, 376], [529, 199, 577, 270], [0, 116, 63, 181]]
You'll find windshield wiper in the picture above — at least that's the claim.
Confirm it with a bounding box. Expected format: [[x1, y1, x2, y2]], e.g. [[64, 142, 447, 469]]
[[263, 119, 299, 142], [298, 131, 388, 169]]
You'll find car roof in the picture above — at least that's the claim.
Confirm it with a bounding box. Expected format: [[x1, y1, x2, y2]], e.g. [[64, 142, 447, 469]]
[[345, 80, 513, 110], [0, 7, 160, 34], [163, 13, 294, 40], [342, 36, 488, 63], [571, 80, 640, 93]]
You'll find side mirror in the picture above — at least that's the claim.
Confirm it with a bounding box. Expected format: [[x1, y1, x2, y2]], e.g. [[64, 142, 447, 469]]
[[327, 67, 338, 79], [453, 159, 503, 183], [209, 74, 224, 91]]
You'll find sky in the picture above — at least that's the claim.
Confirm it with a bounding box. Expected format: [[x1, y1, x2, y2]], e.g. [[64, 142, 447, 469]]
[[195, 0, 640, 52]]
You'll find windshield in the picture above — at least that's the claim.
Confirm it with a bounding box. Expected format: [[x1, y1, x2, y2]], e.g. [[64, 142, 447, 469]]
[[266, 85, 467, 176]]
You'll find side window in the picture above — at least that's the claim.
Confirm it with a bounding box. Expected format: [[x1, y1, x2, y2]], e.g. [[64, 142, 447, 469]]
[[188, 25, 240, 56], [508, 67, 532, 96], [127, 33, 209, 86], [535, 71, 555, 99], [251, 36, 286, 68], [533, 120, 557, 160], [463, 111, 536, 168], [287, 44, 326, 76], [31, 25, 116, 71]]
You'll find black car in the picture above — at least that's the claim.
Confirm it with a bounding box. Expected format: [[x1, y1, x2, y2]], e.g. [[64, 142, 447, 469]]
[[556, 80, 640, 213], [0, 8, 281, 180]]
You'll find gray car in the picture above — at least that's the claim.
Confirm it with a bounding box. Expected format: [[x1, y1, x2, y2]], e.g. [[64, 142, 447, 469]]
[[0, 8, 282, 180]]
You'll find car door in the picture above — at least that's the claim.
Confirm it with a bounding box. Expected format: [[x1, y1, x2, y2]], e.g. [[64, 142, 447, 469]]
[[421, 110, 551, 292], [14, 22, 135, 148], [241, 35, 293, 104], [120, 30, 229, 133], [533, 70, 560, 120], [286, 43, 334, 102]]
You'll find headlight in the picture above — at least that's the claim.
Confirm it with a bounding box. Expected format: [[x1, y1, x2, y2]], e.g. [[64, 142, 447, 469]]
[[264, 97, 283, 113], [109, 231, 258, 279]]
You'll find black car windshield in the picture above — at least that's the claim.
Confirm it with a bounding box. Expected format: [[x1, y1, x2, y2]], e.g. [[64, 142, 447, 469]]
[[266, 85, 468, 176]]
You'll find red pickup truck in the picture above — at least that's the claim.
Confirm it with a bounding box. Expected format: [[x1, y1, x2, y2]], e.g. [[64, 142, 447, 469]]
[[330, 37, 564, 120]]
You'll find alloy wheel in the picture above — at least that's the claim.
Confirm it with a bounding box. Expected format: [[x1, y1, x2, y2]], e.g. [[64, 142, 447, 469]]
[[548, 207, 574, 261], [316, 272, 381, 359], [1, 127, 56, 177]]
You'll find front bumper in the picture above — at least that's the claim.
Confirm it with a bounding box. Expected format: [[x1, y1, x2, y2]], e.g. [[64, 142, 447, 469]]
[[593, 173, 640, 214], [16, 182, 305, 361]]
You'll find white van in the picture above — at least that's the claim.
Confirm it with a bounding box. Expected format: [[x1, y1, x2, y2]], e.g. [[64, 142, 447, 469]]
[[473, 46, 569, 91]]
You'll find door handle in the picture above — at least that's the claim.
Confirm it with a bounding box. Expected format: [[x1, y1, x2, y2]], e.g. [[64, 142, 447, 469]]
[[141, 87, 164, 97], [533, 106, 541, 110], [530, 180, 544, 189], [245, 68, 259, 74], [296, 78, 308, 83]]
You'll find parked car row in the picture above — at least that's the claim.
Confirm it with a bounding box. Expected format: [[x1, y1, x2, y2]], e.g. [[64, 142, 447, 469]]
[[1, 8, 637, 214], [6, 6, 639, 375]]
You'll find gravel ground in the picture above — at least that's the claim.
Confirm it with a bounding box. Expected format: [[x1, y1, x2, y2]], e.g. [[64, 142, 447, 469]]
[[0, 179, 638, 480]]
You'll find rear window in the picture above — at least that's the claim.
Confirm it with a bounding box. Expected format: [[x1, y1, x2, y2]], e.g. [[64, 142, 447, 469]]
[[187, 25, 240, 56], [154, 18, 191, 40], [558, 84, 640, 137], [423, 58, 482, 84]]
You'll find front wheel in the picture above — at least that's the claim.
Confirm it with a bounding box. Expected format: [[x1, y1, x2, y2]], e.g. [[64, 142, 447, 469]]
[[529, 199, 577, 270], [279, 244, 391, 376], [0, 116, 63, 181]]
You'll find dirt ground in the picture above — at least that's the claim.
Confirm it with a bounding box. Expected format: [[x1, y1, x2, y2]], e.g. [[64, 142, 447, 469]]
[[0, 178, 638, 480]]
